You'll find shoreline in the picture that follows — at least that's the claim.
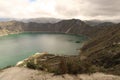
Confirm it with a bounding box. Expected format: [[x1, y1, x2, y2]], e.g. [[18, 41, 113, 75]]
[[0, 31, 22, 37], [0, 31, 89, 38]]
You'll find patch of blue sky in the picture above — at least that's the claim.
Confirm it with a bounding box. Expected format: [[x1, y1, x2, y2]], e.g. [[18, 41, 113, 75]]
[[29, 0, 36, 3]]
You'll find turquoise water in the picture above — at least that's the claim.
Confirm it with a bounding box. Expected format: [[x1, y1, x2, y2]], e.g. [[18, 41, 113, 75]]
[[0, 33, 87, 68]]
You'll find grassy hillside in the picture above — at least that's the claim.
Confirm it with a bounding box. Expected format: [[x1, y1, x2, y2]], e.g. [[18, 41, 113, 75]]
[[81, 24, 120, 75]]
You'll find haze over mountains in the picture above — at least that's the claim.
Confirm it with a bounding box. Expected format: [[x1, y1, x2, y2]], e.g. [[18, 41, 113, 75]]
[[0, 18, 61, 23], [0, 17, 118, 26]]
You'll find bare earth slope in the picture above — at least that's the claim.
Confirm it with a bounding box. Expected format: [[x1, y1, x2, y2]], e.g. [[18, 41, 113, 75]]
[[0, 67, 120, 80]]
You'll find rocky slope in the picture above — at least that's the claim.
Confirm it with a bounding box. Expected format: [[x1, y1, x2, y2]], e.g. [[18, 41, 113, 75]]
[[0, 21, 24, 36], [81, 24, 120, 75]]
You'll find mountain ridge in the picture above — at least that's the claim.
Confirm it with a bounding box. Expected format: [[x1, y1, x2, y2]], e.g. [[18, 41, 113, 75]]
[[0, 19, 94, 37]]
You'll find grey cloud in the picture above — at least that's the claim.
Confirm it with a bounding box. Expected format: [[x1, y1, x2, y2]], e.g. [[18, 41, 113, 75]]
[[55, 6, 80, 17], [55, 0, 120, 20], [85, 0, 120, 16], [0, 0, 120, 21]]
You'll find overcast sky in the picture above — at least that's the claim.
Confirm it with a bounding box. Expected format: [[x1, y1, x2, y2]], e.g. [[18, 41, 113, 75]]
[[0, 0, 120, 21]]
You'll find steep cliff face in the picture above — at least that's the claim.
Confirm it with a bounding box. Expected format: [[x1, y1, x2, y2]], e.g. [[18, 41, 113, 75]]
[[23, 22, 53, 32], [23, 19, 92, 35], [53, 19, 92, 35]]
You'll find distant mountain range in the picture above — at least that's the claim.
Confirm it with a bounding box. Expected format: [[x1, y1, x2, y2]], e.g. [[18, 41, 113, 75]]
[[85, 20, 118, 26], [0, 19, 93, 37], [0, 17, 118, 26], [0, 18, 61, 23], [0, 18, 15, 22], [0, 18, 119, 37], [20, 18, 61, 23]]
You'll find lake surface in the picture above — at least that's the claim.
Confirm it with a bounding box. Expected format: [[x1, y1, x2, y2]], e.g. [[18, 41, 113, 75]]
[[0, 33, 87, 68]]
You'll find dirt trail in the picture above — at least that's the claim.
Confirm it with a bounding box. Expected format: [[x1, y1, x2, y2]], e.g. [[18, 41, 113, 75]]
[[0, 67, 120, 80]]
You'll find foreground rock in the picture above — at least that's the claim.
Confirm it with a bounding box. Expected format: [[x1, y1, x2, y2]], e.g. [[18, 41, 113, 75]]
[[16, 52, 82, 74], [0, 67, 120, 80], [16, 52, 49, 67]]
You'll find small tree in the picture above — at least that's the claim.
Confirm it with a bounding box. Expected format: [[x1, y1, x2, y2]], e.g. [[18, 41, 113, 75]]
[[26, 62, 36, 69], [59, 58, 68, 74]]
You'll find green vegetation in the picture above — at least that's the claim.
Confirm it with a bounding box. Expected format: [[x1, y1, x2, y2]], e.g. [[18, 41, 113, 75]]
[[75, 41, 80, 43], [24, 55, 102, 75], [57, 58, 90, 74]]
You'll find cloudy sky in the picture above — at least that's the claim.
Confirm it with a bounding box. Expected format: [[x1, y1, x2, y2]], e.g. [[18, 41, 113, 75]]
[[0, 0, 120, 21]]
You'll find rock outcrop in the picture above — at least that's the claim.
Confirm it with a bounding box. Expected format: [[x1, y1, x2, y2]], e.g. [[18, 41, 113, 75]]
[[16, 52, 54, 67], [15, 52, 81, 74]]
